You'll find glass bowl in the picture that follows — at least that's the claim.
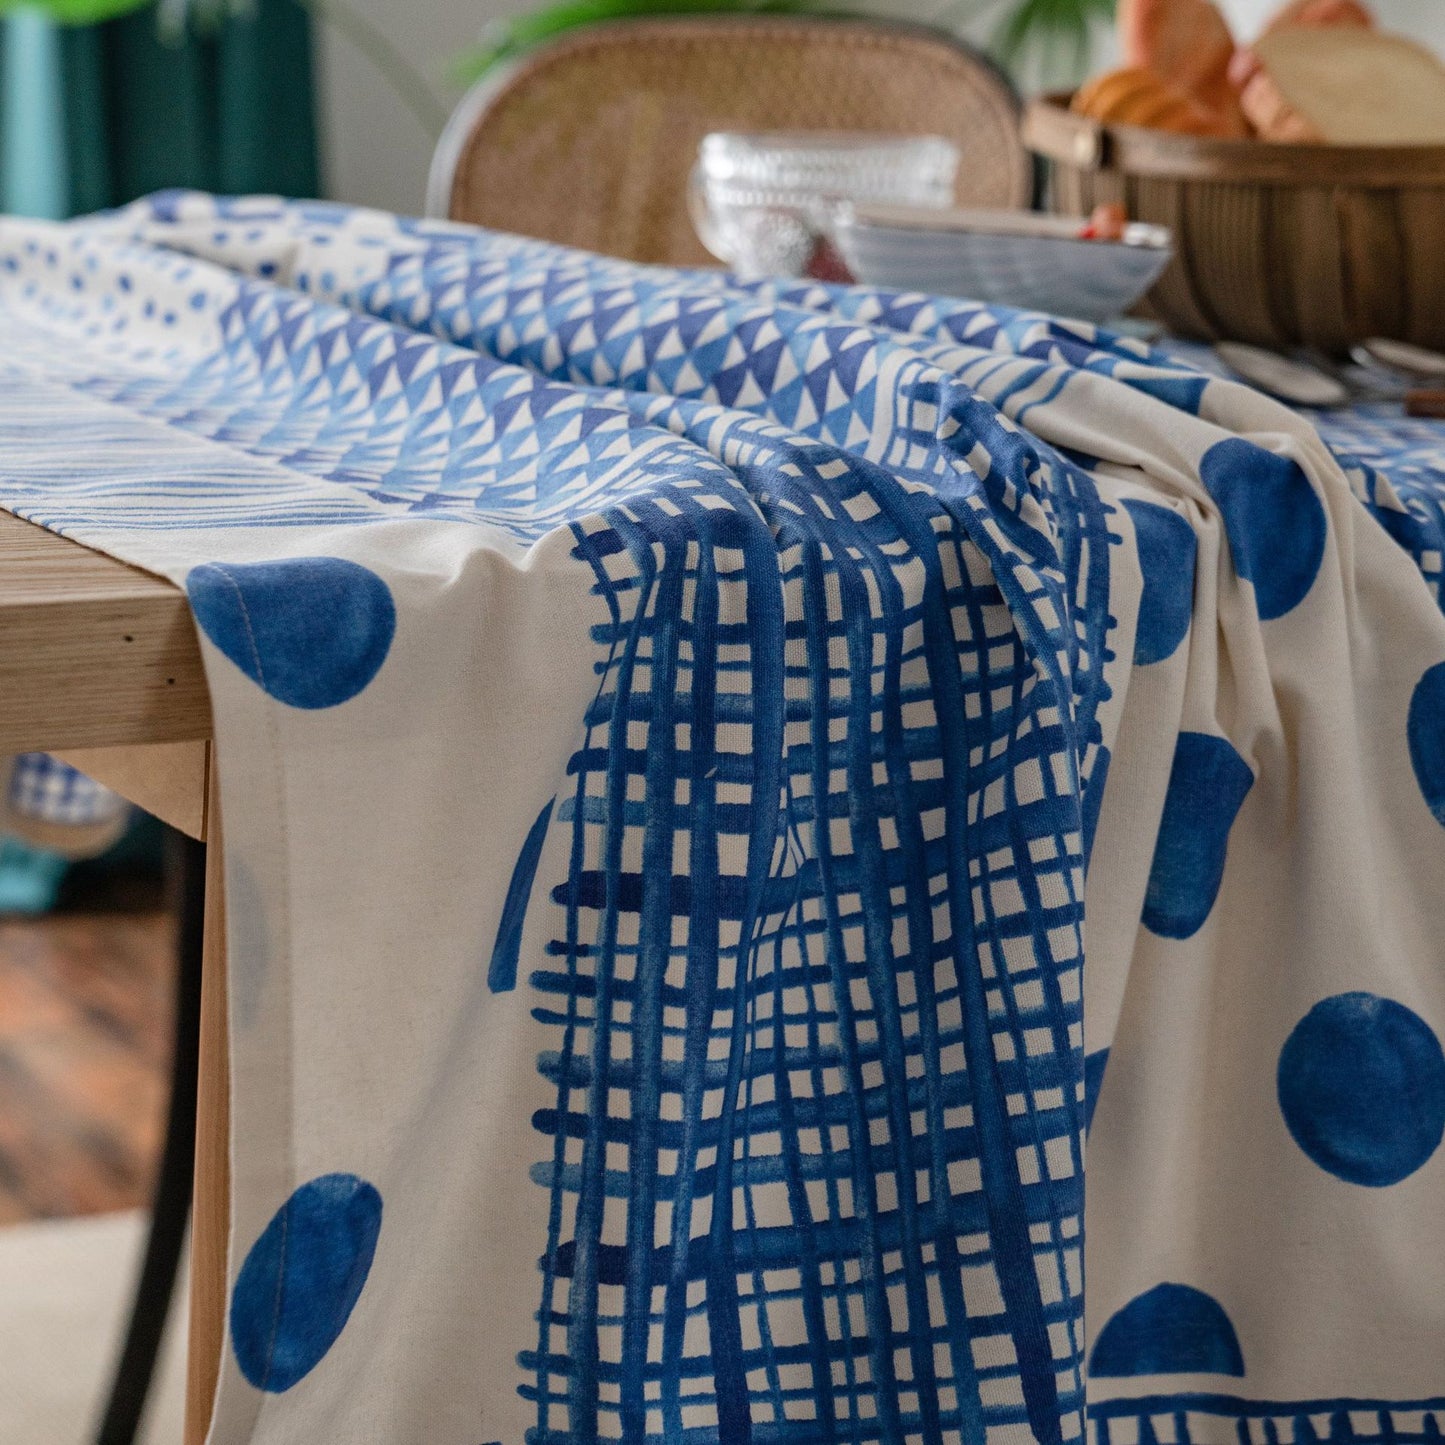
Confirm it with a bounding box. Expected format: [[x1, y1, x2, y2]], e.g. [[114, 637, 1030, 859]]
[[689, 131, 960, 279], [834, 204, 1174, 323]]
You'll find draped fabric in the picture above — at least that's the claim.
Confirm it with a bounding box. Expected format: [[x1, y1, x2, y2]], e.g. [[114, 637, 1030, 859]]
[[0, 194, 1442, 1444], [0, 2, 317, 898]]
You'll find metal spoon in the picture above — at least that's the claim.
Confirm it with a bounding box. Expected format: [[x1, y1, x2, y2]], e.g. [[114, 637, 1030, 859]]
[[1214, 342, 1351, 408], [1350, 340, 1445, 417], [1355, 338, 1445, 383]]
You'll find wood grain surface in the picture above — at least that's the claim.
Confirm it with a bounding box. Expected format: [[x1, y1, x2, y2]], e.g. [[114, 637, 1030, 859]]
[[185, 769, 228, 1445], [0, 910, 174, 1225], [1024, 94, 1445, 352], [0, 513, 210, 755], [53, 743, 211, 843]]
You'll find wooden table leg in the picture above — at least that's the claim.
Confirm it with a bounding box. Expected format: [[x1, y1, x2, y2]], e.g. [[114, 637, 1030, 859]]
[[185, 772, 228, 1445], [96, 830, 207, 1445]]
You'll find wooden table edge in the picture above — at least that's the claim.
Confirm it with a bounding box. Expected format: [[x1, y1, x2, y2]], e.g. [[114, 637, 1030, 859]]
[[0, 511, 211, 753], [3, 509, 225, 1437]]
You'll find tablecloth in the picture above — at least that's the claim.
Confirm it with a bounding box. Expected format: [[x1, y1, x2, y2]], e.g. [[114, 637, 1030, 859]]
[[2, 194, 1443, 1445]]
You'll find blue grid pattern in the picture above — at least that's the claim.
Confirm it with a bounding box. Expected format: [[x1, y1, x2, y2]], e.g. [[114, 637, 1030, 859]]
[[521, 427, 1089, 1444], [1, 197, 1106, 1441]]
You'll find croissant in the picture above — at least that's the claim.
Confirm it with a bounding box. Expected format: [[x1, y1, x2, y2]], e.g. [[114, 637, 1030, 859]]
[[1072, 66, 1244, 137], [1118, 0, 1250, 135]]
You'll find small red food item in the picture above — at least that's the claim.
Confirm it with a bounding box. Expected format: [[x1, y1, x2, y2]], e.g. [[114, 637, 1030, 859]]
[[804, 234, 855, 284], [1078, 204, 1129, 241], [1405, 390, 1445, 420]]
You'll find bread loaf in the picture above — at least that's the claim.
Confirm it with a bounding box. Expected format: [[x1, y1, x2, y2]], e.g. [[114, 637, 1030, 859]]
[[1260, 0, 1373, 36], [1229, 0, 1373, 90], [1239, 28, 1445, 143]]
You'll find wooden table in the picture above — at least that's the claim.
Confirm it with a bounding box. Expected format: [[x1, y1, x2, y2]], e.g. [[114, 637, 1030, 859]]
[[0, 511, 226, 1445]]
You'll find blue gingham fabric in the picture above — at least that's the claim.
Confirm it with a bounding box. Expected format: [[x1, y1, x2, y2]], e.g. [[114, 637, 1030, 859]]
[[1, 749, 128, 859], [6, 751, 122, 827], [1, 194, 1443, 1445]]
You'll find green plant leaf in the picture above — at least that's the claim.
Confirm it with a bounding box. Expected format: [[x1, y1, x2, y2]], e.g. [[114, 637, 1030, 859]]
[[0, 0, 154, 22], [453, 0, 822, 86], [994, 0, 1113, 63]]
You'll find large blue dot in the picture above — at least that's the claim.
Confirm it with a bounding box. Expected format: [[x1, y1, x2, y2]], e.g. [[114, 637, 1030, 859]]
[[1091, 1283, 1245, 1377], [1407, 661, 1445, 828], [1199, 437, 1326, 621], [230, 1172, 383, 1392], [187, 557, 395, 709], [1277, 992, 1445, 1187], [1142, 732, 1254, 940], [1122, 499, 1196, 666]]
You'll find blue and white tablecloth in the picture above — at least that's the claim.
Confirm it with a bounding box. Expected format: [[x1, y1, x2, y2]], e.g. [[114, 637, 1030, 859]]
[[2, 194, 1444, 1445]]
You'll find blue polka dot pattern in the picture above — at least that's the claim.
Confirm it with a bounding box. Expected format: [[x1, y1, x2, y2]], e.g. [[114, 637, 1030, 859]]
[[1407, 661, 1445, 827], [187, 557, 395, 709], [1199, 437, 1326, 621], [1142, 732, 1254, 940], [1091, 1283, 1245, 1378], [1277, 992, 1445, 1187], [1122, 499, 1196, 666], [230, 1173, 383, 1392]]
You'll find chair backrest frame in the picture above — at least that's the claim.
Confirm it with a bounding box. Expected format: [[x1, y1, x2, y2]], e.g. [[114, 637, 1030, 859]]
[[427, 14, 1031, 266]]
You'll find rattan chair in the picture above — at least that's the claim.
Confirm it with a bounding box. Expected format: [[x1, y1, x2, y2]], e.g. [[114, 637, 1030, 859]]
[[427, 15, 1030, 266]]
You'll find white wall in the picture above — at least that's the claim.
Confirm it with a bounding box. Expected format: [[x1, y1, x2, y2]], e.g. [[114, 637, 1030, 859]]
[[315, 0, 1445, 214], [315, 0, 513, 215], [1220, 0, 1444, 43]]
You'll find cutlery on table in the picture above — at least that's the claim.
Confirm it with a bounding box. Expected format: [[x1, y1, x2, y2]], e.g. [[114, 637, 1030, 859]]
[[1214, 343, 1351, 407], [1215, 340, 1445, 417], [1354, 339, 1445, 418], [1355, 338, 1445, 383]]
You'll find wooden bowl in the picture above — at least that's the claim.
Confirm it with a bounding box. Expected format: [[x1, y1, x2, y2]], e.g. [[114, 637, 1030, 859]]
[[1023, 93, 1445, 354]]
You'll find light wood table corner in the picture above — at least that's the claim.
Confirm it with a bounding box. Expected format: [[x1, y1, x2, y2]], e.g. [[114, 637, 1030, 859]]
[[0, 511, 225, 1445]]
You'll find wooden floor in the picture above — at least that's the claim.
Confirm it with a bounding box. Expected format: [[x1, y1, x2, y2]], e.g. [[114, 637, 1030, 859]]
[[0, 902, 173, 1225]]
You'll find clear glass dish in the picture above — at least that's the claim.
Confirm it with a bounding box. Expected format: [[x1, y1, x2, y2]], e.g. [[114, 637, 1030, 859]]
[[689, 131, 960, 279]]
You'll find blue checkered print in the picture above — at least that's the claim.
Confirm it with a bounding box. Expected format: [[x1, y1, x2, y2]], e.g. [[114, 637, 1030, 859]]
[[7, 751, 124, 828], [522, 433, 1092, 1444]]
